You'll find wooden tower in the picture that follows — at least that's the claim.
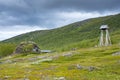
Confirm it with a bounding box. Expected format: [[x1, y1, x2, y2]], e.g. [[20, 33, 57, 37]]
[[99, 25, 111, 46]]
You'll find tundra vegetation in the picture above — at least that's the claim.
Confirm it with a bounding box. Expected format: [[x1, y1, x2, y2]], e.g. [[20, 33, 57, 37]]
[[0, 14, 120, 80]]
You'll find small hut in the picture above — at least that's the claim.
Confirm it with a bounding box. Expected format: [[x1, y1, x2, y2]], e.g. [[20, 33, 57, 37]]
[[14, 41, 41, 54]]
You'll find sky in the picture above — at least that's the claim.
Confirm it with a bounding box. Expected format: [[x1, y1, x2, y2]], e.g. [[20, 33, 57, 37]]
[[0, 0, 120, 41]]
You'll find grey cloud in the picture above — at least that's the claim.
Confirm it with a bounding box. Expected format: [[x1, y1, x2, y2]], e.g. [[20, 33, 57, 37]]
[[0, 0, 120, 27], [0, 0, 120, 13], [24, 0, 120, 11]]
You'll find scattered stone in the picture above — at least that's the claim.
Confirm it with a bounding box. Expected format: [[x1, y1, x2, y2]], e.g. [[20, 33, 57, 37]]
[[76, 64, 83, 69], [17, 78, 30, 80], [112, 52, 120, 56], [54, 77, 66, 80], [28, 57, 37, 61], [62, 52, 73, 57], [76, 64, 97, 71], [51, 55, 60, 59], [24, 78, 30, 80], [37, 56, 47, 59], [87, 66, 96, 71], [4, 76, 11, 79], [31, 58, 52, 64], [4, 60, 13, 63], [59, 77, 66, 80], [54, 77, 59, 80]]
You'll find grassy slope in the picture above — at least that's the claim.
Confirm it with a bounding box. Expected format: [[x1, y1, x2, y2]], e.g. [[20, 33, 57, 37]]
[[2, 14, 120, 51], [0, 14, 120, 80], [0, 44, 120, 80]]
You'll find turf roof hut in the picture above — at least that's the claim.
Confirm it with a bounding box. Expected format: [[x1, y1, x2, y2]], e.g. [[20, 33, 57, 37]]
[[14, 41, 41, 54]]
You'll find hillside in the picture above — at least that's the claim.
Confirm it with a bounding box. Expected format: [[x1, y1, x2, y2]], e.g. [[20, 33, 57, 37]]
[[0, 14, 120, 80], [2, 13, 120, 51], [0, 13, 120, 57]]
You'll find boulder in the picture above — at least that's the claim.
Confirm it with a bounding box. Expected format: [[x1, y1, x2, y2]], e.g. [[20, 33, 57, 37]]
[[76, 64, 83, 69], [87, 66, 96, 71], [54, 77, 66, 80], [112, 52, 120, 56], [14, 41, 40, 54]]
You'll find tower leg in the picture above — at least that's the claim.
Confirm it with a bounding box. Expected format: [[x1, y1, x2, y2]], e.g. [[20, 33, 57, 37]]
[[105, 30, 111, 46], [99, 30, 104, 46], [105, 30, 109, 46]]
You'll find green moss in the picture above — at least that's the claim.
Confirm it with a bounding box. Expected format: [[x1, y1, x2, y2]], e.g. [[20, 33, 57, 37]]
[[0, 44, 120, 79]]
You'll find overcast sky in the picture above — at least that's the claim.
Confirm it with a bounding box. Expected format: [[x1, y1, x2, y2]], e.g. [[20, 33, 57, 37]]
[[0, 0, 120, 41]]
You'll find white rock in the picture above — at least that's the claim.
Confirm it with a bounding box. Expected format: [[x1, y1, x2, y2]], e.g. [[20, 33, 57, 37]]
[[112, 52, 120, 56], [59, 77, 66, 80]]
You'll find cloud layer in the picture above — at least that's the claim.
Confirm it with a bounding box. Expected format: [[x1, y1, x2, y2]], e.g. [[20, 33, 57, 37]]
[[0, 0, 120, 40]]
